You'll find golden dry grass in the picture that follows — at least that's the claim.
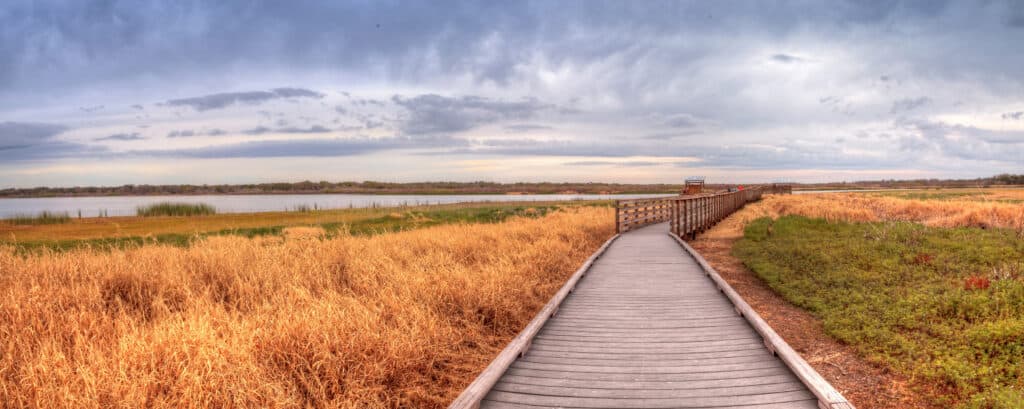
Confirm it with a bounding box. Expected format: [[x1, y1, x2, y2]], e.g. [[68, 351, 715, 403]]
[[0, 207, 613, 408], [732, 192, 1024, 231]]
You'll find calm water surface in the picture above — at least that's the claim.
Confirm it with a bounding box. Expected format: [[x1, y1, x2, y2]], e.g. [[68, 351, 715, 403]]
[[0, 193, 672, 219]]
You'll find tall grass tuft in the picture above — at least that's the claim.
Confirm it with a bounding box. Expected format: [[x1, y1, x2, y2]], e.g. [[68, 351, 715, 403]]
[[4, 211, 71, 225], [136, 202, 217, 217], [0, 207, 613, 407]]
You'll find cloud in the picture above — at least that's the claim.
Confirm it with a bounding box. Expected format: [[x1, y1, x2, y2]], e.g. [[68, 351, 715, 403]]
[[94, 133, 145, 141], [663, 114, 701, 128], [565, 160, 661, 167], [444, 137, 905, 170], [1003, 111, 1023, 120], [135, 135, 466, 159], [164, 88, 324, 111], [0, 121, 104, 161], [770, 54, 803, 63], [2, 2, 1024, 180], [504, 124, 552, 132], [0, 122, 68, 147], [642, 131, 703, 140], [890, 97, 932, 113], [392, 94, 552, 135], [242, 125, 333, 135], [894, 118, 1024, 161], [167, 130, 195, 138], [130, 104, 144, 110], [167, 129, 229, 138]]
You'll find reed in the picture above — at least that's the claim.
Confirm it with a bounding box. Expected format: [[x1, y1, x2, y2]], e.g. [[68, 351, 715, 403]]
[[0, 207, 613, 408], [136, 202, 217, 217]]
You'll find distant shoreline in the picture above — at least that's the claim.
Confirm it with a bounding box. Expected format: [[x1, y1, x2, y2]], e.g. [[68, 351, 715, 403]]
[[2, 176, 1021, 199], [0, 190, 685, 199]]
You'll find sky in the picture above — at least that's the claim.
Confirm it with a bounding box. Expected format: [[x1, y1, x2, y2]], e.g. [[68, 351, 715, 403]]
[[1, 0, 1023, 188]]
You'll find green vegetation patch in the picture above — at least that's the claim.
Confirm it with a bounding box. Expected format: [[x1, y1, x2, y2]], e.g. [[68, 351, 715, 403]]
[[3, 211, 72, 225], [136, 202, 217, 217], [5, 203, 590, 253], [734, 216, 1024, 408]]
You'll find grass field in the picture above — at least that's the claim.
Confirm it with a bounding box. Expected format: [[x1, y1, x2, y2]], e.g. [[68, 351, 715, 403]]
[[0, 200, 608, 252], [731, 190, 1024, 408], [0, 206, 614, 408]]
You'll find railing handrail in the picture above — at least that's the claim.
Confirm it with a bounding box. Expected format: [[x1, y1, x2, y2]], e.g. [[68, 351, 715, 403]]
[[615, 185, 788, 233]]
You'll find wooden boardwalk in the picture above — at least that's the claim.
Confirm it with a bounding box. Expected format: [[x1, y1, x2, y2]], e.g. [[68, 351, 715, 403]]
[[453, 221, 852, 409]]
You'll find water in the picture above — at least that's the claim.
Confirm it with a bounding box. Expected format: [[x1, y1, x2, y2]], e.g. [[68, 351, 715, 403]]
[[0, 193, 673, 219]]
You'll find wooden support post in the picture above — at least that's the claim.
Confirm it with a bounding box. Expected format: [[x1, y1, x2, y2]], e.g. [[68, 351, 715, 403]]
[[615, 200, 621, 233]]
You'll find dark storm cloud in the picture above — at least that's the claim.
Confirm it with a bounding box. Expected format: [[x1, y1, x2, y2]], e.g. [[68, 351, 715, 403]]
[[164, 88, 324, 111], [1, 1, 1020, 101], [94, 133, 145, 141], [135, 135, 466, 159], [3, 1, 1024, 177], [0, 121, 105, 161], [392, 94, 552, 135], [0, 122, 68, 147]]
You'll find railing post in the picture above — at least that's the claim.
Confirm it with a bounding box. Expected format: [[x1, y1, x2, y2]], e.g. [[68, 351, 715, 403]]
[[615, 200, 621, 233]]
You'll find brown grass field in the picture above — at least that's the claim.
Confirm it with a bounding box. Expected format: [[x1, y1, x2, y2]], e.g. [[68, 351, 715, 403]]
[[736, 189, 1024, 232], [0, 207, 613, 408]]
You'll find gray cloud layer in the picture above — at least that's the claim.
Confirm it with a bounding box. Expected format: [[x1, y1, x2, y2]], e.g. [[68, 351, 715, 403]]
[[392, 94, 552, 135], [94, 133, 145, 141], [2, 1, 1024, 180], [0, 121, 102, 161], [164, 88, 324, 111], [136, 135, 465, 159]]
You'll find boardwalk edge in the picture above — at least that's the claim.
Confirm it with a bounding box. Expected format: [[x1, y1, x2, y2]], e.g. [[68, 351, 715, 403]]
[[448, 233, 621, 409], [670, 233, 856, 409]]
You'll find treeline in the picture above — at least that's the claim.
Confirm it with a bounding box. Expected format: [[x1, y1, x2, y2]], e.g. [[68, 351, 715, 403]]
[[0, 181, 686, 198]]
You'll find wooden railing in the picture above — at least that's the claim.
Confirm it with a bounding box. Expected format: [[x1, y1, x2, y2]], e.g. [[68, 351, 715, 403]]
[[616, 185, 789, 234], [671, 187, 764, 239], [615, 197, 674, 233]]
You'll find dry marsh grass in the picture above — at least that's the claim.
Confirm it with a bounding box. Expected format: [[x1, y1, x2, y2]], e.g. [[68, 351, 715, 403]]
[[0, 207, 613, 408], [738, 192, 1024, 232]]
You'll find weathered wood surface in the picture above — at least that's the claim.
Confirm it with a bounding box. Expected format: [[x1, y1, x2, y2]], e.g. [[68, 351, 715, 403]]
[[452, 222, 853, 409], [616, 198, 674, 233]]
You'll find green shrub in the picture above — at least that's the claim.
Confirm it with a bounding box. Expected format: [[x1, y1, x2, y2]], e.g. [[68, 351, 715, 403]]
[[136, 202, 216, 217], [734, 216, 1024, 407]]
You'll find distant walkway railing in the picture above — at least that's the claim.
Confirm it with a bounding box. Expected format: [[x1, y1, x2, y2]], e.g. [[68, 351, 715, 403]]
[[615, 184, 791, 234], [614, 198, 673, 232]]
